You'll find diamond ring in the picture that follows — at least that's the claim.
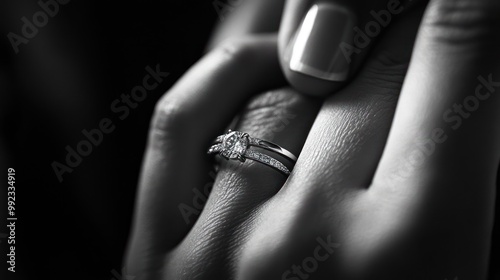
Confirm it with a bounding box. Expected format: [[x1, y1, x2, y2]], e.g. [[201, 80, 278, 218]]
[[207, 130, 297, 175]]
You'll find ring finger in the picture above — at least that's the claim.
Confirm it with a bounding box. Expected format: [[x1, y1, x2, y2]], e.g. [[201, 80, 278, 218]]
[[165, 87, 320, 280]]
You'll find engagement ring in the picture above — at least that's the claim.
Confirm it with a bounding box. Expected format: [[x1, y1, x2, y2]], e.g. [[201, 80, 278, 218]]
[[208, 130, 297, 175]]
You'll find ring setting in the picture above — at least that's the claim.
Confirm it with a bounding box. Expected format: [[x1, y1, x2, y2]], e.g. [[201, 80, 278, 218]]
[[208, 130, 297, 175]]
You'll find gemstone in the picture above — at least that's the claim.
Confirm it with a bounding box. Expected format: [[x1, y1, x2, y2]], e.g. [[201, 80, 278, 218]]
[[222, 131, 248, 159]]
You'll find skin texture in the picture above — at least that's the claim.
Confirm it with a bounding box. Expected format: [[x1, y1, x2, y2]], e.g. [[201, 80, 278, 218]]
[[125, 0, 500, 279]]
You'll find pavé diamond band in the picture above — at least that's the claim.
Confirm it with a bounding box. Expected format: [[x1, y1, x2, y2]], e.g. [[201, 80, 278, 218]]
[[207, 130, 297, 175]]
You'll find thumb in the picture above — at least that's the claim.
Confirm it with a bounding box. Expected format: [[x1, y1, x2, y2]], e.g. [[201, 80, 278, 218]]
[[279, 0, 423, 96]]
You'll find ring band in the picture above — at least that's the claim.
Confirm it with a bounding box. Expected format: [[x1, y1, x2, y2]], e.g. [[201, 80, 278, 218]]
[[208, 130, 297, 175]]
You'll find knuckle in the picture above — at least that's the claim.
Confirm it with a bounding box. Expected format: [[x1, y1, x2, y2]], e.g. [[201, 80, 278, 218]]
[[215, 37, 258, 63], [239, 90, 300, 135], [358, 50, 408, 93], [423, 0, 500, 47], [150, 96, 187, 138]]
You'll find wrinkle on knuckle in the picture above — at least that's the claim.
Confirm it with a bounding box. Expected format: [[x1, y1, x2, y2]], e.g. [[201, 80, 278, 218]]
[[358, 51, 408, 93], [246, 90, 299, 110], [238, 90, 301, 136], [423, 0, 500, 49], [241, 107, 290, 134]]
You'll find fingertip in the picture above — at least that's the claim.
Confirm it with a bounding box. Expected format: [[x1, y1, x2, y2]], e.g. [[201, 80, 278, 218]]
[[281, 66, 345, 96], [278, 1, 360, 97], [278, 0, 421, 97], [282, 3, 356, 82]]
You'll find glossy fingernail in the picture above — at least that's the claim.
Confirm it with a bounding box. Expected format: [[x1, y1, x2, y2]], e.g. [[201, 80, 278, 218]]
[[286, 4, 356, 81]]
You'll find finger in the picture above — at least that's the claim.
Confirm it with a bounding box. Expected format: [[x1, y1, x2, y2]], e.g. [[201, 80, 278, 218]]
[[124, 35, 285, 276], [163, 88, 320, 280], [232, 10, 426, 279], [375, 0, 500, 191], [372, 1, 500, 275], [278, 0, 423, 96], [206, 0, 285, 51], [282, 6, 423, 194], [214, 89, 320, 197]]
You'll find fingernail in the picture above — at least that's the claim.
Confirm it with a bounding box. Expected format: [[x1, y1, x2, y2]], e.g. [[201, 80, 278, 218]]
[[286, 4, 356, 81]]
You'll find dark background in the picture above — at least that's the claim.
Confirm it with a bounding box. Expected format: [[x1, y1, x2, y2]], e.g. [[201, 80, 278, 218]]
[[1, 0, 219, 279], [0, 1, 499, 280]]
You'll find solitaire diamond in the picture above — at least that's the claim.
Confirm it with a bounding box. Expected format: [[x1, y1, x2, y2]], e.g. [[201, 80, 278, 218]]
[[222, 131, 248, 159]]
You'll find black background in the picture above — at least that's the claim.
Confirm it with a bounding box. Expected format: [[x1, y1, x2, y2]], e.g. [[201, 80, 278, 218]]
[[1, 0, 218, 279]]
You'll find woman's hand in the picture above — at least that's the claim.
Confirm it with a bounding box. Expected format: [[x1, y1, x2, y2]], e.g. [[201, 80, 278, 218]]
[[124, 0, 500, 279]]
